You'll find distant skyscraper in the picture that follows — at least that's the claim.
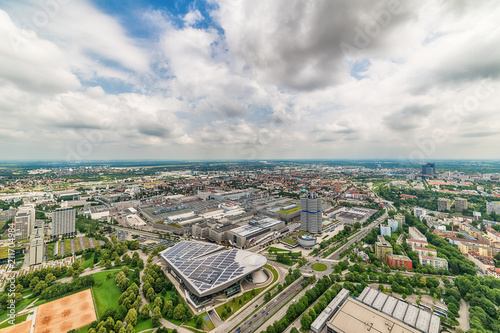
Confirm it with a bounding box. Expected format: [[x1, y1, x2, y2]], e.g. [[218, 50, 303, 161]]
[[421, 163, 435, 175], [455, 198, 468, 213], [52, 207, 76, 237], [437, 198, 451, 212], [29, 220, 44, 265], [486, 202, 500, 215], [380, 224, 391, 237], [300, 192, 322, 234], [14, 204, 36, 240]]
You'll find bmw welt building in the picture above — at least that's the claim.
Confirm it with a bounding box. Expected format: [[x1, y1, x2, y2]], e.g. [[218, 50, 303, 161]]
[[160, 241, 267, 306]]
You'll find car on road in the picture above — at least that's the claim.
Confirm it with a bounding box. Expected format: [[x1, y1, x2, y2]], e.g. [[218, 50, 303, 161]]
[[255, 304, 258, 308], [254, 314, 257, 318]]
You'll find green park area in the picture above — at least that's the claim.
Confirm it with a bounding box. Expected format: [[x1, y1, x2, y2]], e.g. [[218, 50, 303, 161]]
[[311, 263, 327, 271]]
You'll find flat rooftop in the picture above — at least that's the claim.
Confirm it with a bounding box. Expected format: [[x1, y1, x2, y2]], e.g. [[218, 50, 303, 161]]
[[328, 298, 421, 333]]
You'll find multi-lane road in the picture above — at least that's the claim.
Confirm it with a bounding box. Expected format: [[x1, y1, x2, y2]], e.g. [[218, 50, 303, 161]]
[[237, 278, 305, 333]]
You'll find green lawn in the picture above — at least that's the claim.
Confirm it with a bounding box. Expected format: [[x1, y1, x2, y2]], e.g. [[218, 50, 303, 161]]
[[0, 313, 29, 329], [83, 237, 91, 249], [81, 253, 95, 269], [74, 238, 82, 252], [46, 243, 55, 259], [134, 317, 153, 332], [64, 239, 72, 254], [311, 263, 327, 271], [92, 271, 122, 317], [265, 264, 279, 284]]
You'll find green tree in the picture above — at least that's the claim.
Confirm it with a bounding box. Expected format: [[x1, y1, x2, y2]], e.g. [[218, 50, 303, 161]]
[[173, 304, 186, 320], [140, 304, 150, 319], [152, 306, 161, 326], [124, 308, 138, 327]]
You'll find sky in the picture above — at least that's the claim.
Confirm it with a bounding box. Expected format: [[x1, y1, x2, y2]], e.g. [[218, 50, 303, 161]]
[[0, 0, 499, 162]]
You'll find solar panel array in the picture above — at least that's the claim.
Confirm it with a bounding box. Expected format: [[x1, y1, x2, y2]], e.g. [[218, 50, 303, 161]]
[[161, 241, 252, 294], [358, 287, 440, 333]]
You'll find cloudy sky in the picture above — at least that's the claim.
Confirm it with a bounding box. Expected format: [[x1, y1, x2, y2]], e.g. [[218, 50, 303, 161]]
[[0, 0, 499, 161]]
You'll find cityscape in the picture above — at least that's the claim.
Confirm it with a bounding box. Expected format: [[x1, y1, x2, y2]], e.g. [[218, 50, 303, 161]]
[[1, 1, 500, 333]]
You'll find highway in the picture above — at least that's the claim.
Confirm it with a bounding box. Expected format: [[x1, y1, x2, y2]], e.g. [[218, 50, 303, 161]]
[[237, 278, 305, 333]]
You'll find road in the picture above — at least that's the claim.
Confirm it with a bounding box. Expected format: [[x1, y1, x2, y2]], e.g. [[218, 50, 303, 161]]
[[238, 278, 305, 333], [328, 211, 386, 260], [213, 264, 287, 333]]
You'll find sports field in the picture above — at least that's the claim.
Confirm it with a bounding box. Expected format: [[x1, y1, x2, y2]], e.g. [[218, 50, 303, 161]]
[[0, 320, 31, 333], [33, 289, 96, 333]]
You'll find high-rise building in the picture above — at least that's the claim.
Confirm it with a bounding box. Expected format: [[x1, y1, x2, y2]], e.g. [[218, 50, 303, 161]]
[[421, 163, 436, 175], [14, 204, 36, 241], [29, 221, 44, 265], [455, 198, 468, 213], [380, 224, 391, 237], [300, 192, 322, 234], [52, 207, 76, 237], [437, 198, 451, 212], [15, 212, 31, 241], [387, 219, 399, 232], [374, 241, 392, 261], [486, 202, 500, 215]]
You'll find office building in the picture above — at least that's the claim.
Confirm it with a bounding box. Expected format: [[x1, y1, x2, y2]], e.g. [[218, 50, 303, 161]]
[[375, 241, 393, 261], [421, 163, 435, 175], [437, 198, 451, 212], [52, 207, 76, 237], [227, 217, 284, 248], [486, 202, 500, 215], [454, 198, 468, 213], [380, 224, 391, 237], [29, 221, 44, 265], [386, 253, 413, 270], [300, 191, 322, 234]]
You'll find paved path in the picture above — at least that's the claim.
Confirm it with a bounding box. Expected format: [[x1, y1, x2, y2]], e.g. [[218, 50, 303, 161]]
[[60, 241, 65, 257], [159, 318, 193, 333], [89, 238, 95, 248], [79, 237, 85, 251], [458, 299, 470, 331], [70, 238, 75, 254]]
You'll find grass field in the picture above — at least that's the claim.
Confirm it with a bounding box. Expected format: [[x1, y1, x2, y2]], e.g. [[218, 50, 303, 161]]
[[64, 239, 72, 254], [134, 317, 153, 332], [0, 313, 29, 329], [92, 271, 122, 317], [74, 238, 82, 252], [46, 243, 55, 259], [81, 254, 95, 269], [311, 263, 327, 271], [83, 237, 91, 250]]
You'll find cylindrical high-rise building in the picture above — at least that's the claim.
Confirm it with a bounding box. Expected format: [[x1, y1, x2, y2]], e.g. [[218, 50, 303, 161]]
[[300, 191, 322, 233]]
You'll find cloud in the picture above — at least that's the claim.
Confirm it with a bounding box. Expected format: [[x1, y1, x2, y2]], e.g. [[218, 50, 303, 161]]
[[0, 0, 500, 160]]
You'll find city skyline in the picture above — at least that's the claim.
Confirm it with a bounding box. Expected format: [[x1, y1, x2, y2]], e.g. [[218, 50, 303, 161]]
[[1, 0, 499, 161]]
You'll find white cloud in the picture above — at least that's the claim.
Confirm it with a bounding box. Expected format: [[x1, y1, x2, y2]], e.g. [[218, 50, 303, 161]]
[[0, 0, 499, 160]]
